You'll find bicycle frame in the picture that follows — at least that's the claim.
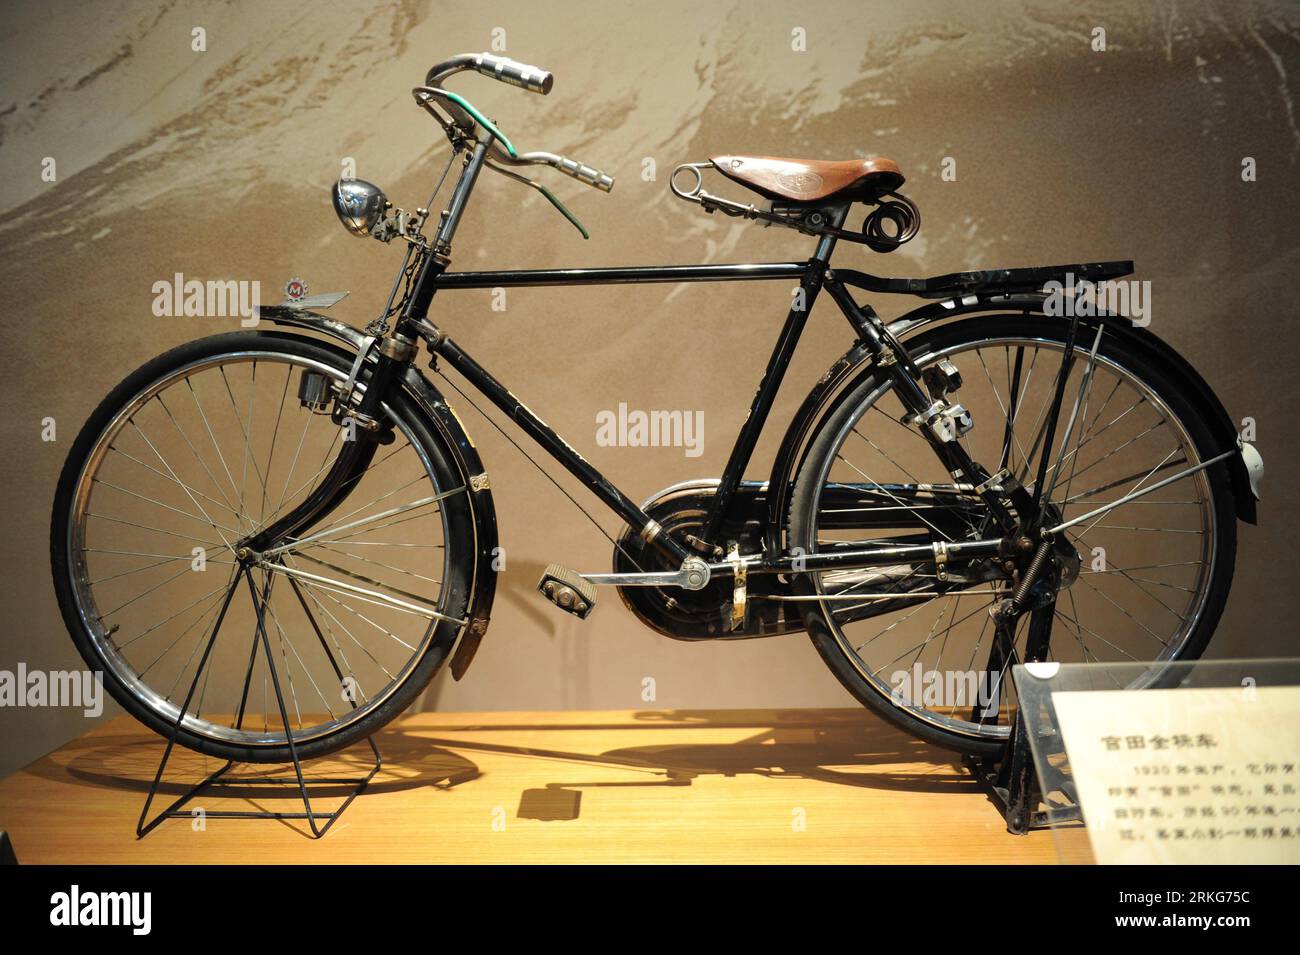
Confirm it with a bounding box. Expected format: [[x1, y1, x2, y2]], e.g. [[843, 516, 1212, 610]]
[[429, 255, 846, 557], [354, 145, 1018, 581], [265, 132, 1249, 591]]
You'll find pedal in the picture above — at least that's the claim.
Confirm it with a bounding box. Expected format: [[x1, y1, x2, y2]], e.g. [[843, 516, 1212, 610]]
[[537, 564, 597, 619]]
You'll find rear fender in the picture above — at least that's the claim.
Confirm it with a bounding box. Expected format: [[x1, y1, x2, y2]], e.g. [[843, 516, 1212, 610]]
[[765, 292, 1256, 553]]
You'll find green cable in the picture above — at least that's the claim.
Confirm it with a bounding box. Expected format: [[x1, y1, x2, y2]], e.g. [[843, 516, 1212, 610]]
[[486, 160, 589, 240], [536, 184, 589, 240], [434, 90, 590, 238], [440, 90, 518, 157]]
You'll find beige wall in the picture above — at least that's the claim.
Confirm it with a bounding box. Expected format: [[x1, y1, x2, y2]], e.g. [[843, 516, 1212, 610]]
[[2, 0, 1297, 777]]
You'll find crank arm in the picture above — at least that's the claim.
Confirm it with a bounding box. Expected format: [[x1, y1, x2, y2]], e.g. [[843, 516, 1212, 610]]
[[581, 564, 712, 590], [581, 571, 689, 587]]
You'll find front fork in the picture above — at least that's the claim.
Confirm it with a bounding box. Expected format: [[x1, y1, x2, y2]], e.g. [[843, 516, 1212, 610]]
[[241, 339, 412, 557], [245, 136, 494, 558]]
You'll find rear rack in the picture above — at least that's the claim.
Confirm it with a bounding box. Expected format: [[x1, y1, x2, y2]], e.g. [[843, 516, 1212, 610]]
[[833, 260, 1135, 299]]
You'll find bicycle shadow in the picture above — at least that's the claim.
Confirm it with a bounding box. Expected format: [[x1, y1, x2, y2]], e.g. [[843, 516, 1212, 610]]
[[29, 708, 976, 830], [391, 707, 976, 822], [26, 724, 480, 802]]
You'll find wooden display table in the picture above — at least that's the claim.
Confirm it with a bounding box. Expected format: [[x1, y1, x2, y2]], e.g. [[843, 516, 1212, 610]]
[[0, 708, 1088, 864]]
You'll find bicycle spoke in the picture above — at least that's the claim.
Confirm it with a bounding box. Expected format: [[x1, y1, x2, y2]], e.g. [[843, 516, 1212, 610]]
[[187, 377, 250, 532], [267, 487, 461, 557], [127, 418, 239, 553]]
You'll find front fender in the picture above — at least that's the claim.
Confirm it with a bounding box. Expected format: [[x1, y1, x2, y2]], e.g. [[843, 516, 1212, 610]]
[[258, 306, 500, 678]]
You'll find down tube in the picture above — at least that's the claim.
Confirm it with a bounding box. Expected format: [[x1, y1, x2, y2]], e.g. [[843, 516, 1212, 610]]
[[431, 336, 692, 565]]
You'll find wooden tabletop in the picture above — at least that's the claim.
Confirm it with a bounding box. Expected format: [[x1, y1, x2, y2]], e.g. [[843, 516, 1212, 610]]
[[0, 708, 1090, 864]]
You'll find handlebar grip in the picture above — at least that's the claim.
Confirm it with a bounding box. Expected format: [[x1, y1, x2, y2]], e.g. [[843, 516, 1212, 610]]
[[555, 156, 615, 192], [471, 53, 553, 95]]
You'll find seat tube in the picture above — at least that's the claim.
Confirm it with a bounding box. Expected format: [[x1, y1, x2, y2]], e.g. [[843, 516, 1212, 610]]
[[698, 210, 848, 549]]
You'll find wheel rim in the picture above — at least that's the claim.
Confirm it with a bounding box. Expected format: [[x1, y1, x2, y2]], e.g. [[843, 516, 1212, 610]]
[[65, 348, 464, 748], [805, 332, 1217, 743]]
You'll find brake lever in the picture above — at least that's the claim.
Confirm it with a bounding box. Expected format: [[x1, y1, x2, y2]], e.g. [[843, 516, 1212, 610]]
[[414, 85, 615, 191], [413, 84, 608, 238]]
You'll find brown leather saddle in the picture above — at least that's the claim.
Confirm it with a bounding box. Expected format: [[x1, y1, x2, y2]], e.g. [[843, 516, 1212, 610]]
[[710, 154, 904, 204]]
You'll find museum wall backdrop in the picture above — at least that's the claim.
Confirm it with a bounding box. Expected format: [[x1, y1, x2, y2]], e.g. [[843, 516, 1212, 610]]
[[1, 0, 1297, 776]]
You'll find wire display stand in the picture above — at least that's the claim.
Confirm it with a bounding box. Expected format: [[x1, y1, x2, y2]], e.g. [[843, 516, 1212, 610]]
[[136, 567, 381, 839]]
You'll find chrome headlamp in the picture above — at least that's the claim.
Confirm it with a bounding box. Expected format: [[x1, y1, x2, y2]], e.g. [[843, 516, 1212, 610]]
[[332, 178, 388, 237]]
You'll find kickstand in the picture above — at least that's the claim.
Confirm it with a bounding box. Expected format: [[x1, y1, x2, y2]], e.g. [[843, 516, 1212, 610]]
[[962, 605, 1082, 834], [963, 708, 1047, 834]]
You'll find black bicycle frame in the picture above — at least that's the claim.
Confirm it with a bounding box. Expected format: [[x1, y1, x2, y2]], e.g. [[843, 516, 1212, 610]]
[[374, 138, 1013, 576]]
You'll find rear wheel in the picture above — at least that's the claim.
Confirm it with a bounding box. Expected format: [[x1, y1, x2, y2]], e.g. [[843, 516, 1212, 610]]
[[51, 333, 476, 763], [789, 316, 1237, 755]]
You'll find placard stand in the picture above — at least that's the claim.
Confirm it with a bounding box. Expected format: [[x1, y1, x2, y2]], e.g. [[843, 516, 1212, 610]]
[[1004, 657, 1300, 864]]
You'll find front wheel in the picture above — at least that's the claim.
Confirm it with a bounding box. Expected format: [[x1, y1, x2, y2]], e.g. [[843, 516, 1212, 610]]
[[51, 332, 477, 763], [789, 315, 1238, 756]]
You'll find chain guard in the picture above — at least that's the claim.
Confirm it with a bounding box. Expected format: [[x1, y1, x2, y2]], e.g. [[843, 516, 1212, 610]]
[[612, 481, 801, 640], [612, 479, 1002, 640]]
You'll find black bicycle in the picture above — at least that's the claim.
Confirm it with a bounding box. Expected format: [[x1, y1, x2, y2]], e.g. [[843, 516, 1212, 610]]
[[51, 53, 1263, 763]]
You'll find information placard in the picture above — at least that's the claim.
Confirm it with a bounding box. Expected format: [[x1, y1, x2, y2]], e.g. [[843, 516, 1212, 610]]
[[1052, 685, 1300, 864]]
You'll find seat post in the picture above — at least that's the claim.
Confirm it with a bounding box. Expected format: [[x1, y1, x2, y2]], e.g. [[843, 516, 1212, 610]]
[[812, 204, 851, 263]]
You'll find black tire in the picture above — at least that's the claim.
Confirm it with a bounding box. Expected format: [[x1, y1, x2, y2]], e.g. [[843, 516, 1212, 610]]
[[51, 332, 477, 763], [789, 315, 1238, 756]]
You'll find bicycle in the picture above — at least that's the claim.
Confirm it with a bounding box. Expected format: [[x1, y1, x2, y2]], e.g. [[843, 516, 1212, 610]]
[[51, 52, 1264, 764]]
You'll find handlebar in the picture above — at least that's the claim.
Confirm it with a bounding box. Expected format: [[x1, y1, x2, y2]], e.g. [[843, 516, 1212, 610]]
[[473, 53, 554, 95], [419, 53, 613, 193], [425, 52, 553, 95], [552, 156, 614, 192]]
